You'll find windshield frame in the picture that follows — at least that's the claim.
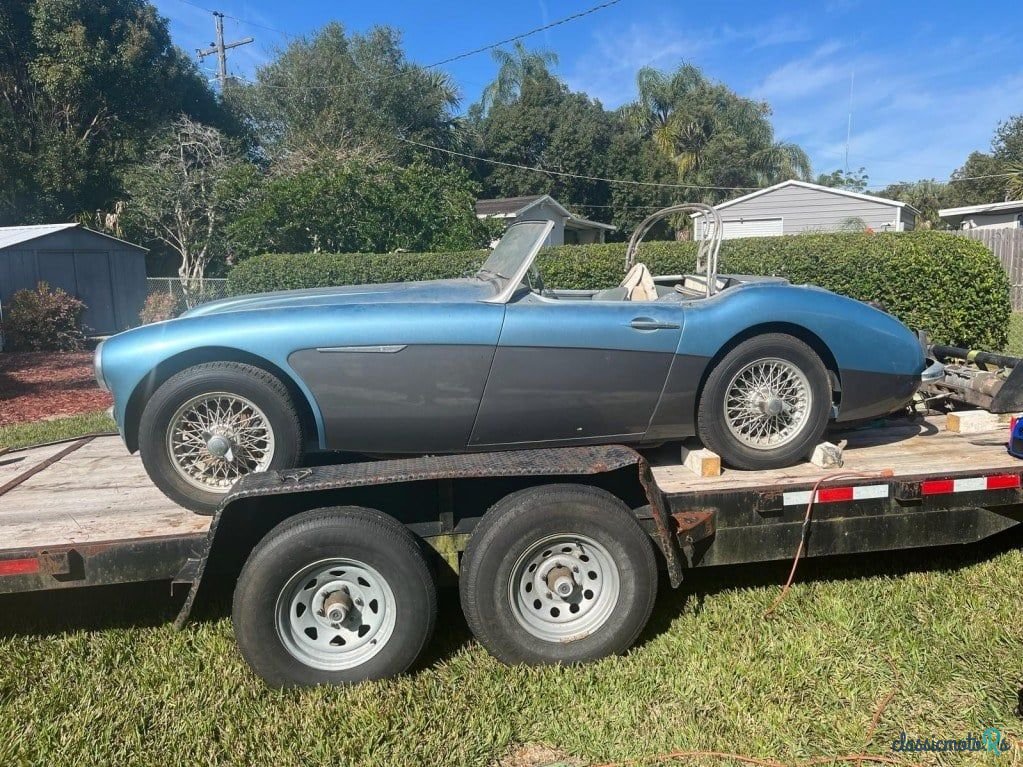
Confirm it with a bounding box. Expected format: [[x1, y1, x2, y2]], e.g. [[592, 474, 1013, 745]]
[[479, 220, 555, 304]]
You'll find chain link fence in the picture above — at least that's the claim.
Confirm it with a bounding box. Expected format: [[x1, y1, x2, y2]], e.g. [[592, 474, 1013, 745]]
[[146, 277, 229, 307]]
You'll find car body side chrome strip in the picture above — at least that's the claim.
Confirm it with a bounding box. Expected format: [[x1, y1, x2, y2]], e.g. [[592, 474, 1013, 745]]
[[316, 345, 408, 354]]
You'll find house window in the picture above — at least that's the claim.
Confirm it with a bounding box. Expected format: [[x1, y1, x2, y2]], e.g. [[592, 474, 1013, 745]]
[[564, 229, 580, 245], [1017, 213, 1023, 229]]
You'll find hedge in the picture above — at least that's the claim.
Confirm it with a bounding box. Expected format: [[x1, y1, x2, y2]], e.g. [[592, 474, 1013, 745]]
[[226, 231, 1010, 349]]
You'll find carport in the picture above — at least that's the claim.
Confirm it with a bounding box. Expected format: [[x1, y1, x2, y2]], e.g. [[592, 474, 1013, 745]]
[[0, 223, 148, 336]]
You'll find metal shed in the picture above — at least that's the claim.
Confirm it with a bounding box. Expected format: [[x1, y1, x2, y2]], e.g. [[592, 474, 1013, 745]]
[[694, 180, 920, 240], [0, 223, 148, 336]]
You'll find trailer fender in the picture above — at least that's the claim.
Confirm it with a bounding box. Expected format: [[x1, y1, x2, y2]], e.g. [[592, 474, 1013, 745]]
[[173, 445, 684, 629]]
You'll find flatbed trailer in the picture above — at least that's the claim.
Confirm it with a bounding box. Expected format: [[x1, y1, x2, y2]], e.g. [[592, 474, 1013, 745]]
[[2, 413, 1021, 687]]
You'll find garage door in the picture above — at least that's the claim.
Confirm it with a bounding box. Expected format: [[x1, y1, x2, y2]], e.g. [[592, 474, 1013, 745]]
[[719, 218, 783, 239]]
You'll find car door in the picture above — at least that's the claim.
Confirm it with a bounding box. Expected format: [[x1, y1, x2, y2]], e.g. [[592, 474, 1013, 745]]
[[468, 294, 683, 447]]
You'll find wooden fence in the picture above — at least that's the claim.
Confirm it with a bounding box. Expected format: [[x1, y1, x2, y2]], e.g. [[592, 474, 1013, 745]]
[[955, 228, 1023, 311]]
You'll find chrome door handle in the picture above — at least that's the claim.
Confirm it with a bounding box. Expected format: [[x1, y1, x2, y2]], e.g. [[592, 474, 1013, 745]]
[[629, 317, 680, 330]]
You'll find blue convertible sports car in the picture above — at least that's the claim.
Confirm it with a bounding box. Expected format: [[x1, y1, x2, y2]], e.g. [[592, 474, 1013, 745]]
[[95, 211, 926, 512]]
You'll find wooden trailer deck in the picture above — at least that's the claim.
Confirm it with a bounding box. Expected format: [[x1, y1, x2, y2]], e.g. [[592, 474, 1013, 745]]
[[0, 415, 1017, 554], [0, 437, 210, 551], [650, 414, 1015, 493]]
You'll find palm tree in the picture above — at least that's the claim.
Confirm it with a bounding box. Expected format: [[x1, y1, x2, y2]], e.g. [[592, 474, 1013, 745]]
[[622, 65, 709, 175], [1007, 162, 1023, 201], [479, 41, 559, 113]]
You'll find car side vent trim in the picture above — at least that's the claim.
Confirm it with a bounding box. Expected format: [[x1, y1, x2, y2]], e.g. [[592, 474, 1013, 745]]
[[316, 345, 408, 354]]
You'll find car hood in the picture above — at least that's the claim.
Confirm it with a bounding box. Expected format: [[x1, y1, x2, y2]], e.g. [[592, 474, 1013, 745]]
[[181, 278, 494, 317]]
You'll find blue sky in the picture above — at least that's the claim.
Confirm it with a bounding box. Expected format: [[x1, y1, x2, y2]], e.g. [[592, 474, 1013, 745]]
[[155, 0, 1023, 189]]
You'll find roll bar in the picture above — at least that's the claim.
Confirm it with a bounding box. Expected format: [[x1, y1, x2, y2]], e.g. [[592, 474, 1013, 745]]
[[624, 203, 724, 298]]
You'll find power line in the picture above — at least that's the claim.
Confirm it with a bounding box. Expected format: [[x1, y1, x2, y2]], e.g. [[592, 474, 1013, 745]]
[[228, 0, 623, 91], [419, 0, 621, 70], [394, 136, 762, 191], [166, 0, 295, 38], [196, 11, 254, 90]]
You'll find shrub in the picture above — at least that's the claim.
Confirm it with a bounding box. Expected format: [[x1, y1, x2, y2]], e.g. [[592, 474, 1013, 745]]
[[226, 231, 1011, 349], [2, 282, 87, 351], [139, 292, 182, 324]]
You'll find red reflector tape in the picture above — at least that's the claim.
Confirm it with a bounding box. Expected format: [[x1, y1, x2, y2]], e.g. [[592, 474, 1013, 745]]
[[0, 557, 40, 576], [783, 484, 889, 506], [816, 486, 854, 503], [921, 474, 1021, 495], [921, 479, 955, 495], [987, 473, 1021, 490]]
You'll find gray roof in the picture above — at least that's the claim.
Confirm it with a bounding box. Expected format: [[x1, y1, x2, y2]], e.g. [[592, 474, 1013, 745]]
[[475, 194, 616, 231], [0, 223, 147, 251], [0, 223, 79, 249], [474, 196, 545, 216]]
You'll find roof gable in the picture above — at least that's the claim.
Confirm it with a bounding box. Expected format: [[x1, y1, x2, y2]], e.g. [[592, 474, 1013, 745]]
[[474, 196, 545, 216], [703, 180, 914, 215], [0, 223, 147, 252]]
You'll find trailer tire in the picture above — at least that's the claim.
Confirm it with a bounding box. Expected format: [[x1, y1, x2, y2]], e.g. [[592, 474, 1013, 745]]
[[232, 506, 437, 688], [139, 361, 302, 513], [697, 333, 832, 470], [459, 484, 657, 666]]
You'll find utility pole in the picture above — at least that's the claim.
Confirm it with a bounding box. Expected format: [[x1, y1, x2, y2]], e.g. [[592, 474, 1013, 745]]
[[196, 11, 254, 91]]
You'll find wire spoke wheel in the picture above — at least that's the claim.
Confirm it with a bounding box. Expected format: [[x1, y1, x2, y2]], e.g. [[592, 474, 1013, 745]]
[[508, 533, 620, 643], [275, 557, 396, 671], [167, 391, 276, 492], [723, 357, 812, 450]]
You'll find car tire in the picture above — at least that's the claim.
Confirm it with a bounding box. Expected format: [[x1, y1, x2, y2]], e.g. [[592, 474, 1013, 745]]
[[138, 361, 302, 513], [697, 333, 832, 470], [459, 484, 657, 666], [232, 506, 437, 688]]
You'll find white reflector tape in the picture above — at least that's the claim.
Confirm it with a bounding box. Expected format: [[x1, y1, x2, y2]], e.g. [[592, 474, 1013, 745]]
[[952, 477, 987, 493], [782, 484, 889, 506]]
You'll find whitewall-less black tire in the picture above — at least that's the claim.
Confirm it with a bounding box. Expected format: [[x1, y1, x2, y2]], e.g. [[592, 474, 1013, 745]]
[[138, 361, 302, 513], [697, 333, 832, 470], [232, 506, 437, 688], [459, 484, 657, 666]]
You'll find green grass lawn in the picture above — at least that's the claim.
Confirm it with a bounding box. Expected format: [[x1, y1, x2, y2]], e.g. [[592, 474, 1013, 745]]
[[0, 410, 115, 451], [1, 540, 1020, 765]]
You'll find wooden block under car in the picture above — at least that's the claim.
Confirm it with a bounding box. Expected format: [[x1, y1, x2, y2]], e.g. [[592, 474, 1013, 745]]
[[810, 441, 844, 468], [946, 410, 1003, 434], [681, 446, 721, 477]]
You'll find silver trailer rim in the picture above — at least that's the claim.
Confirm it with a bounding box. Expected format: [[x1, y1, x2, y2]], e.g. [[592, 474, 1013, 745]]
[[723, 357, 812, 450], [509, 533, 620, 642], [167, 392, 275, 492], [275, 558, 396, 671]]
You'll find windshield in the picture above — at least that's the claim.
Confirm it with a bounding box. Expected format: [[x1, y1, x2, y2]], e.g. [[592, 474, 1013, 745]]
[[478, 221, 551, 283]]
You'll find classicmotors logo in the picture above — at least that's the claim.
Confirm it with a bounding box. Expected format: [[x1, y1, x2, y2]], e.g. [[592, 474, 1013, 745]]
[[891, 727, 1013, 755]]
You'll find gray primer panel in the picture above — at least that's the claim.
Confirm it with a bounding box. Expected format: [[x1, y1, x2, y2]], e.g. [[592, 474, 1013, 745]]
[[289, 344, 496, 453], [644, 353, 710, 441], [469, 346, 675, 447]]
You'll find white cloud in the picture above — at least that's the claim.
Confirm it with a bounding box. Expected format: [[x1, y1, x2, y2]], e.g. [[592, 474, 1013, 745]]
[[754, 33, 1023, 183], [564, 21, 711, 107]]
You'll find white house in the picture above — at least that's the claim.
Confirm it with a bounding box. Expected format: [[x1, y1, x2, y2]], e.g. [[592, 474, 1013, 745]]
[[475, 195, 615, 246], [693, 180, 919, 240], [938, 199, 1023, 231]]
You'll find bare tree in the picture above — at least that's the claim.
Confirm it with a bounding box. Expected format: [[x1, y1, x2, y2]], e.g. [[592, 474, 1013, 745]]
[[124, 117, 238, 304]]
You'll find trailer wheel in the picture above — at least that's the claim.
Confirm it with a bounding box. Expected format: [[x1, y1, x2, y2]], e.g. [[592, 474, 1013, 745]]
[[459, 484, 657, 666], [232, 506, 436, 688]]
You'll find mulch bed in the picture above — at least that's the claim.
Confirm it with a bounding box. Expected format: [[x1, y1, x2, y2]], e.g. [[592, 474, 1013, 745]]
[[0, 351, 113, 427]]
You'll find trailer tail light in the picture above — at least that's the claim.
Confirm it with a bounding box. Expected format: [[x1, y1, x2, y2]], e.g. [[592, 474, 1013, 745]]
[[0, 557, 40, 576], [920, 473, 1021, 496], [782, 484, 889, 506]]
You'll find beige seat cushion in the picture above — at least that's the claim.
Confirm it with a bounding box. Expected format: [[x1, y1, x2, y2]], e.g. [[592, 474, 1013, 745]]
[[620, 263, 658, 301]]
